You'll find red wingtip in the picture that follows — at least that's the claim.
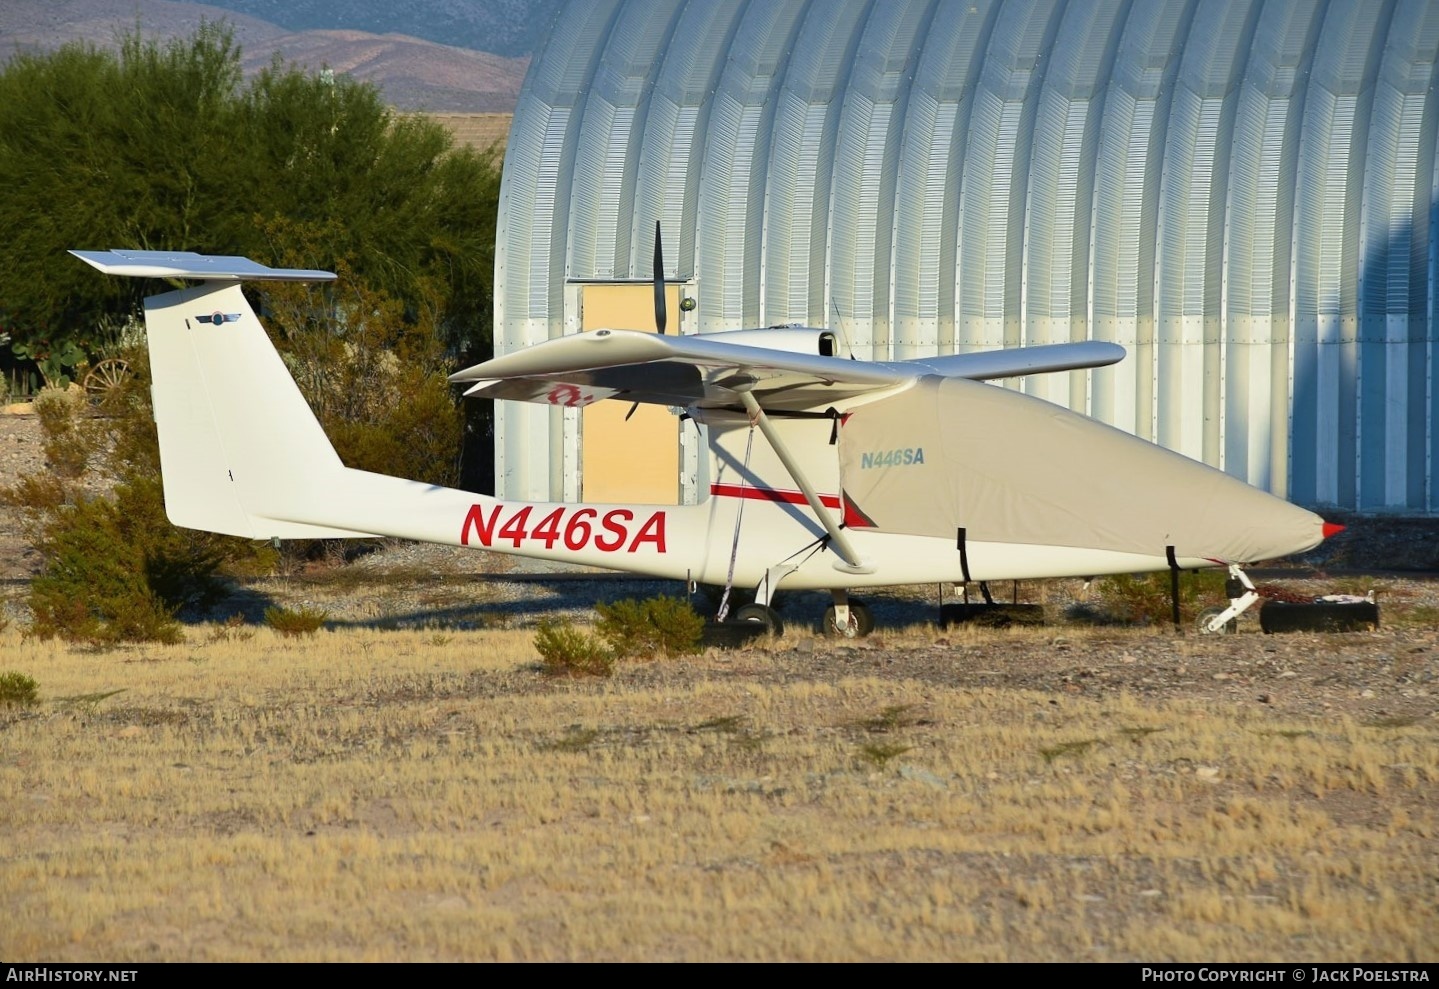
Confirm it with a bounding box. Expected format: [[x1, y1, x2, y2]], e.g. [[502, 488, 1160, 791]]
[[1322, 522, 1345, 540]]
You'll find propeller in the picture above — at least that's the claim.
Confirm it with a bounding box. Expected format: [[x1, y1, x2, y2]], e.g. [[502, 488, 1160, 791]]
[[625, 220, 668, 422], [653, 219, 667, 335]]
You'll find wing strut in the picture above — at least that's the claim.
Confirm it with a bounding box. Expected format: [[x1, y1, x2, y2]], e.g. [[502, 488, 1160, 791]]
[[736, 390, 874, 574]]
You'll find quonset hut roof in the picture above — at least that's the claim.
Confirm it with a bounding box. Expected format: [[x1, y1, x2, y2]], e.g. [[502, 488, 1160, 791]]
[[495, 0, 1439, 512]]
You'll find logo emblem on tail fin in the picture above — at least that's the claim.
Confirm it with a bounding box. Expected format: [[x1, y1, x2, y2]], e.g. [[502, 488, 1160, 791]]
[[196, 312, 241, 325]]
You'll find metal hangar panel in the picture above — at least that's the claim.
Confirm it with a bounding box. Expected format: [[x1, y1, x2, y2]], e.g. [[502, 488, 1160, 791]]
[[493, 0, 1439, 514]]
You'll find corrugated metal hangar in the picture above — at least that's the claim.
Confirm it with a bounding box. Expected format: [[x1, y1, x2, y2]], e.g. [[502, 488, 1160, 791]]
[[492, 0, 1439, 514]]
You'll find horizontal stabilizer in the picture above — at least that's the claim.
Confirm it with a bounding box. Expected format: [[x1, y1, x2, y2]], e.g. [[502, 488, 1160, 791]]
[[69, 250, 335, 283]]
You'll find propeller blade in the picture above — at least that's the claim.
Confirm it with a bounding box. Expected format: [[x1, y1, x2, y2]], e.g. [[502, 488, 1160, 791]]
[[653, 220, 667, 335]]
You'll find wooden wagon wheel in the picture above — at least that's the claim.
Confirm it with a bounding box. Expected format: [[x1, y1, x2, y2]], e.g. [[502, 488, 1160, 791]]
[[83, 357, 132, 408]]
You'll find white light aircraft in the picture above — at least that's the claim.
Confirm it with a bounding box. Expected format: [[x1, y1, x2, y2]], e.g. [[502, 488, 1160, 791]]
[[71, 242, 1338, 637]]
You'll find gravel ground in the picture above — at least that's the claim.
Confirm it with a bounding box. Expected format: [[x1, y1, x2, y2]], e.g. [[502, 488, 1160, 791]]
[[1, 408, 52, 581]]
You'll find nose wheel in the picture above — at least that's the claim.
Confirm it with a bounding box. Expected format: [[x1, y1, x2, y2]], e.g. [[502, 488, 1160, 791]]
[[1196, 564, 1260, 634], [1195, 606, 1237, 634], [821, 596, 874, 638]]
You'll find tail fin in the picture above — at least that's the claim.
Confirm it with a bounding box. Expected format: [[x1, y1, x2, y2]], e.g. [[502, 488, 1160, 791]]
[[70, 250, 379, 539]]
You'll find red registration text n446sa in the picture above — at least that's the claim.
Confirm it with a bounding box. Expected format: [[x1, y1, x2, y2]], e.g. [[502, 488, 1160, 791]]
[[461, 505, 667, 553]]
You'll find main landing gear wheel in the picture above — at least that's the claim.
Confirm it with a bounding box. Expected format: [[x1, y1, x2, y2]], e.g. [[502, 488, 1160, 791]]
[[733, 603, 784, 636], [822, 600, 874, 638], [1196, 606, 1237, 634]]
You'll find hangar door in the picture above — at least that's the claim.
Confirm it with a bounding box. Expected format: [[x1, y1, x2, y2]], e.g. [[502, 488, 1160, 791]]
[[579, 283, 681, 504]]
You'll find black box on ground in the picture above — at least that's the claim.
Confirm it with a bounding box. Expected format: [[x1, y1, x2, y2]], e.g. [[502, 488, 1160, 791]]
[[1258, 600, 1379, 633]]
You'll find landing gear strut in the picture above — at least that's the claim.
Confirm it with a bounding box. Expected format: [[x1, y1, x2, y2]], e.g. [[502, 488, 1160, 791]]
[[1196, 564, 1261, 634]]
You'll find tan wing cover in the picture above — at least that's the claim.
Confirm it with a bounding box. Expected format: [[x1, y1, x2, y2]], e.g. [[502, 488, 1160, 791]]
[[838, 377, 1325, 564]]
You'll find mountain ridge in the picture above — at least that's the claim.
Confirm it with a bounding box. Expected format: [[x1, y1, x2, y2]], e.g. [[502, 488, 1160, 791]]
[[198, 0, 564, 59], [0, 0, 534, 112]]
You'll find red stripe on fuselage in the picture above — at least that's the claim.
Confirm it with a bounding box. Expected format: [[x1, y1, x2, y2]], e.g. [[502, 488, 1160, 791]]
[[710, 483, 841, 509]]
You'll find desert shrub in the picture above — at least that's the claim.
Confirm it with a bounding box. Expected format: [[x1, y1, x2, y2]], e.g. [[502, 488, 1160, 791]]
[[33, 388, 105, 479], [206, 614, 254, 644], [593, 598, 650, 656], [1096, 569, 1231, 626], [1, 471, 67, 520], [24, 472, 237, 644], [856, 741, 913, 769], [0, 671, 39, 707], [534, 619, 614, 678], [7, 345, 279, 643], [264, 605, 329, 637], [595, 595, 704, 659]]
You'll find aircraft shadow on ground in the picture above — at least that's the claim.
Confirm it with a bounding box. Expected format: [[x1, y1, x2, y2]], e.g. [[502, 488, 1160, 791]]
[[187, 576, 950, 634]]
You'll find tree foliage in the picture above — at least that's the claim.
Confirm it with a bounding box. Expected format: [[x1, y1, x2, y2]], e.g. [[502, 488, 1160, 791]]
[[0, 21, 500, 376], [261, 252, 464, 486], [0, 22, 501, 639]]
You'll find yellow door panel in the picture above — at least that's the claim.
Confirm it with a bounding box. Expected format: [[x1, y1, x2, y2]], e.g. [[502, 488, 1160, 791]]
[[580, 284, 681, 504]]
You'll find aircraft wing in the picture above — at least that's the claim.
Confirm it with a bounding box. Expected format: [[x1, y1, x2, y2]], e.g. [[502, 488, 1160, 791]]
[[449, 329, 1124, 412], [901, 341, 1128, 381]]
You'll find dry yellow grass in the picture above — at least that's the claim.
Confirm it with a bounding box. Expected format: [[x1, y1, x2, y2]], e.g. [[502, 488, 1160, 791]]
[[1, 622, 1435, 962]]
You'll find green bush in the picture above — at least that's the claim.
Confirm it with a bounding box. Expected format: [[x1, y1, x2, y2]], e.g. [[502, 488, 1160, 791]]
[[23, 473, 236, 644], [264, 605, 329, 637], [595, 595, 704, 659], [5, 345, 276, 644], [534, 619, 614, 678], [33, 388, 103, 479], [0, 671, 39, 707], [1096, 570, 1231, 626], [856, 741, 913, 770]]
